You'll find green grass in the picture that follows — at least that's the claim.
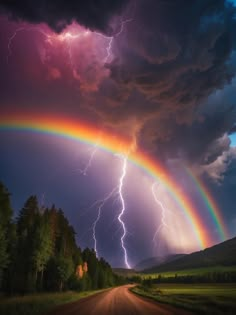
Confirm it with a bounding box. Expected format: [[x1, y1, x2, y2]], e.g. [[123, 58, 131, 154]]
[[141, 265, 236, 279], [0, 290, 103, 315], [131, 283, 236, 315]]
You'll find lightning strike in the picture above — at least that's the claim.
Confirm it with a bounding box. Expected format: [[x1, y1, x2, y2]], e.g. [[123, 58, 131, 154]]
[[86, 153, 131, 268], [94, 14, 134, 63], [104, 17, 133, 63], [79, 146, 98, 176], [6, 24, 90, 65], [56, 30, 90, 42], [117, 155, 131, 269], [78, 137, 102, 175], [152, 182, 170, 253], [7, 27, 25, 63], [92, 187, 118, 257], [6, 25, 53, 63], [6, 11, 133, 66]]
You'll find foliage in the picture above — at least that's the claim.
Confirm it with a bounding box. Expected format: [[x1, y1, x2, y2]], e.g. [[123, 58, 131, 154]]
[[0, 182, 13, 287], [140, 266, 236, 284], [0, 290, 103, 315], [56, 256, 74, 291], [0, 226, 8, 284], [131, 283, 236, 315], [0, 181, 121, 295]]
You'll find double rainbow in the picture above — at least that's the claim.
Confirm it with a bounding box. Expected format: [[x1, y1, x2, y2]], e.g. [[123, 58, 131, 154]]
[[185, 168, 229, 241], [0, 113, 228, 248]]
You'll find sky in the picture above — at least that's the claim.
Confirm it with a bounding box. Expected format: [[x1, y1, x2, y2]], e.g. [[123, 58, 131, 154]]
[[230, 133, 236, 146], [0, 0, 236, 268]]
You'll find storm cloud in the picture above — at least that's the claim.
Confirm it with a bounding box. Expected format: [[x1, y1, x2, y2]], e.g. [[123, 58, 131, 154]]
[[0, 0, 129, 33], [98, 0, 236, 179], [104, 0, 236, 120], [1, 0, 236, 179]]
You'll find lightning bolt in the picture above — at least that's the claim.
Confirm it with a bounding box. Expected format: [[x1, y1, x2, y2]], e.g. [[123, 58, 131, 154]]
[[55, 29, 90, 68], [94, 6, 135, 64], [79, 145, 98, 176], [6, 26, 51, 63], [7, 27, 25, 63], [87, 153, 131, 268], [152, 182, 170, 253], [6, 24, 90, 66], [6, 6, 134, 66], [117, 155, 131, 269], [91, 187, 118, 257], [106, 17, 133, 63]]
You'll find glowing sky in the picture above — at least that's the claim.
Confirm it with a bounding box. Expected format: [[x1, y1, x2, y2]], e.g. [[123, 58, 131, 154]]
[[0, 0, 236, 267]]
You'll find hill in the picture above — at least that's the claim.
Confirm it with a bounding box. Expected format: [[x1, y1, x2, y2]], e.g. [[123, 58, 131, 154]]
[[112, 268, 137, 277], [144, 236, 236, 273], [134, 254, 186, 271]]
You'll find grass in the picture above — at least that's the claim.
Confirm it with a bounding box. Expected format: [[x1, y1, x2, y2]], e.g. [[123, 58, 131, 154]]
[[141, 265, 236, 279], [131, 283, 236, 315], [0, 290, 103, 315]]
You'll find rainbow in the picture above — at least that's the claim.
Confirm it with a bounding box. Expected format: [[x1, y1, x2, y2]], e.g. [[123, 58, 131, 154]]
[[185, 168, 229, 241], [0, 113, 221, 249]]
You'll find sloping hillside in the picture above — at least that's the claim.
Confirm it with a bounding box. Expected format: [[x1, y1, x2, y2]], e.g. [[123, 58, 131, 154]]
[[145, 236, 236, 273], [135, 254, 186, 271]]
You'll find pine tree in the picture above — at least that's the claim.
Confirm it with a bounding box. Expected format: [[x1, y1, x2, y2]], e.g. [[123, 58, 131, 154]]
[[0, 182, 13, 288], [0, 226, 8, 286], [56, 256, 74, 291], [16, 195, 39, 292], [32, 213, 53, 289]]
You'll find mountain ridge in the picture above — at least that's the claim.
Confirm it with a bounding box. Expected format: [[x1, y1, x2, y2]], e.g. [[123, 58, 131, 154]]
[[134, 254, 186, 271], [144, 236, 236, 273]]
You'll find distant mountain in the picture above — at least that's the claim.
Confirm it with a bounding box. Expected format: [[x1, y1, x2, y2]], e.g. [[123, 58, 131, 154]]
[[144, 236, 236, 273], [134, 254, 186, 271]]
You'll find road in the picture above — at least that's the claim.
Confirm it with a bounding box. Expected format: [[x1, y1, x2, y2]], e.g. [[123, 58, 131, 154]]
[[47, 285, 192, 315]]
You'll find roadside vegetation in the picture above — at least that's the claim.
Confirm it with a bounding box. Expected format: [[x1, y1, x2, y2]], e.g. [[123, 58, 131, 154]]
[[0, 181, 125, 314], [0, 290, 103, 315], [131, 283, 236, 315], [115, 265, 236, 284], [140, 266, 236, 283], [141, 265, 236, 279]]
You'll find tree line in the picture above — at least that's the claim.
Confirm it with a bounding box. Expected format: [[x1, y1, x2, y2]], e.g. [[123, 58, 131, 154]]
[[0, 182, 123, 295], [141, 271, 236, 286]]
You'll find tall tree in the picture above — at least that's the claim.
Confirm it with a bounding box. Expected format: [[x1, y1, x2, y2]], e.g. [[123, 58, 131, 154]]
[[56, 256, 74, 291], [0, 182, 13, 288], [1, 187, 119, 294], [16, 196, 39, 292], [32, 213, 53, 289]]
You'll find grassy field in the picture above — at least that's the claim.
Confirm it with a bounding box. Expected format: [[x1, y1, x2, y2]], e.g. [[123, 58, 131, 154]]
[[131, 283, 236, 314], [141, 265, 236, 279], [114, 265, 236, 280], [0, 290, 103, 315]]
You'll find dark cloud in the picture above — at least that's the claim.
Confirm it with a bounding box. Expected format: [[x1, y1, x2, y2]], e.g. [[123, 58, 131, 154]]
[[139, 102, 234, 159], [87, 0, 236, 172], [61, 0, 235, 152], [229, 124, 236, 134], [0, 0, 129, 33], [105, 0, 236, 121], [148, 87, 236, 182]]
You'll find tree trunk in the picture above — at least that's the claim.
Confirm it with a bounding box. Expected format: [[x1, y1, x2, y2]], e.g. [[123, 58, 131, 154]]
[[40, 269, 44, 291]]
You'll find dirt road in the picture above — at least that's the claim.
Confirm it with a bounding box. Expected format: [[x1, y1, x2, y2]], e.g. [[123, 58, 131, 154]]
[[47, 285, 192, 315]]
